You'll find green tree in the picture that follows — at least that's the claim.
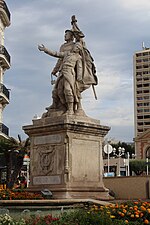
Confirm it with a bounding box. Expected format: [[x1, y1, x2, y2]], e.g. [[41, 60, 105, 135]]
[[0, 135, 30, 188], [130, 159, 147, 175]]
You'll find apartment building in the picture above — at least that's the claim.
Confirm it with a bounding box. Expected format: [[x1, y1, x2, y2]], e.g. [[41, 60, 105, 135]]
[[133, 45, 150, 159], [0, 0, 11, 138]]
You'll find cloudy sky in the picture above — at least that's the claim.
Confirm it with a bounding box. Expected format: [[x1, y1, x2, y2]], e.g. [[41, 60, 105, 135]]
[[3, 0, 150, 142]]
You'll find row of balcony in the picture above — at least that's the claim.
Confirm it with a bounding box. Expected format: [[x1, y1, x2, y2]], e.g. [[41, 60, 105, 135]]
[[0, 123, 9, 136], [0, 83, 9, 137], [0, 0, 11, 27], [0, 1, 10, 139], [136, 82, 150, 87], [137, 90, 149, 95], [136, 60, 150, 65], [0, 44, 11, 69], [0, 83, 9, 102], [136, 52, 150, 57]]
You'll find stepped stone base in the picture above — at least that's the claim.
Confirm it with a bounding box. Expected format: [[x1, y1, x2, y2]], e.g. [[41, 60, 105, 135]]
[[23, 113, 111, 200]]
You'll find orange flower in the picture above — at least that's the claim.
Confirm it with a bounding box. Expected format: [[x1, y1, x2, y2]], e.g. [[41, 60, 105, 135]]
[[144, 219, 149, 224], [130, 214, 134, 218], [125, 220, 129, 223], [141, 206, 146, 211], [134, 201, 138, 205], [135, 211, 140, 215], [134, 206, 138, 210], [115, 204, 119, 208], [140, 212, 144, 217], [123, 209, 127, 213], [147, 209, 150, 214]]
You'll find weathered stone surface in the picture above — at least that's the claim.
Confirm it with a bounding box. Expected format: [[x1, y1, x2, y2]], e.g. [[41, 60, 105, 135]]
[[23, 114, 111, 200], [38, 15, 98, 116], [23, 15, 112, 200], [33, 176, 61, 185]]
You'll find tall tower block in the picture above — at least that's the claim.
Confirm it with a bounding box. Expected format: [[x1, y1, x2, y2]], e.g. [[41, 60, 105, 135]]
[[0, 0, 11, 138], [133, 46, 150, 158]]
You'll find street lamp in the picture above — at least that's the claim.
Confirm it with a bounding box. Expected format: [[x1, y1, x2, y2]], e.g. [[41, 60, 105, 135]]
[[146, 157, 149, 176], [124, 152, 130, 176], [104, 143, 113, 174], [113, 147, 125, 176]]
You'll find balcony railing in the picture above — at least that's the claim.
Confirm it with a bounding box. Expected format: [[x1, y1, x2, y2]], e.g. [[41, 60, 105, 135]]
[[0, 123, 9, 136], [0, 83, 9, 100], [0, 45, 10, 65], [0, 1, 11, 22]]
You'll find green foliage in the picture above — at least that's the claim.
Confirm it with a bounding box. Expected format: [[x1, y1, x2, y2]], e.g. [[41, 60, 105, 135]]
[[0, 213, 26, 225], [130, 159, 147, 175], [0, 135, 30, 188], [0, 201, 150, 225]]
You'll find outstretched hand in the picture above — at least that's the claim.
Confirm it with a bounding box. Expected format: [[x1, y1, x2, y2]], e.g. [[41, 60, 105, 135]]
[[38, 44, 46, 52]]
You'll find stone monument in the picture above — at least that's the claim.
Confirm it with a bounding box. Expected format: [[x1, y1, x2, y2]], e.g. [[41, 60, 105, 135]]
[[23, 16, 110, 199]]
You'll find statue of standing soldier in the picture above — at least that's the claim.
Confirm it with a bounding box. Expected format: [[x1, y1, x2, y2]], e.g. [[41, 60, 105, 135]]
[[38, 15, 98, 116]]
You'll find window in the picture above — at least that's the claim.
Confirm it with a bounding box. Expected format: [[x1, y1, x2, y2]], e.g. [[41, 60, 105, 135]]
[[144, 122, 150, 125], [143, 77, 149, 81], [137, 78, 142, 81], [137, 90, 142, 94], [144, 96, 149, 99], [138, 122, 143, 126], [137, 97, 143, 100], [143, 58, 149, 62], [143, 71, 149, 74], [136, 66, 142, 69], [144, 90, 149, 93], [144, 103, 149, 106], [137, 109, 143, 113], [138, 129, 143, 132], [144, 115, 150, 119], [144, 109, 150, 112], [143, 83, 150, 87], [143, 52, 149, 56], [136, 53, 142, 57], [136, 59, 142, 63], [136, 72, 142, 75], [143, 65, 149, 68], [137, 116, 143, 119], [137, 103, 143, 106], [137, 84, 142, 88]]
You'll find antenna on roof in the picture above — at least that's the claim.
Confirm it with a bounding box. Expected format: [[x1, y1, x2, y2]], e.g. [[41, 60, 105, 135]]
[[142, 41, 145, 50]]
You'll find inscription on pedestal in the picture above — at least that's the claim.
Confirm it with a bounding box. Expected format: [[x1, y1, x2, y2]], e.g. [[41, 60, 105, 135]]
[[34, 134, 62, 145], [33, 175, 61, 185]]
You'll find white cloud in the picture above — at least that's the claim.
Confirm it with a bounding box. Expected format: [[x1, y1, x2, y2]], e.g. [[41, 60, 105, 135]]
[[119, 0, 150, 10], [4, 0, 145, 142]]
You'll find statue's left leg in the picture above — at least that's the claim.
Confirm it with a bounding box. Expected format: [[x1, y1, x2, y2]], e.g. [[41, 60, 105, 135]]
[[64, 80, 74, 115]]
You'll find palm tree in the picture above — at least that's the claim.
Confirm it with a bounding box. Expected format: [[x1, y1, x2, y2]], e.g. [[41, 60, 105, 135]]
[[8, 135, 30, 189], [0, 135, 30, 189]]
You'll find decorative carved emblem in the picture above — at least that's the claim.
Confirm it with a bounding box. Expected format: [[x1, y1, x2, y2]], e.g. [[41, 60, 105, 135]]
[[38, 145, 55, 175]]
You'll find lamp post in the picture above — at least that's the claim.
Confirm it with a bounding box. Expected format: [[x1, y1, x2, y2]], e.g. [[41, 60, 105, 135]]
[[23, 155, 30, 187], [104, 144, 113, 174], [127, 152, 130, 176], [113, 147, 125, 176], [146, 157, 149, 176], [124, 152, 130, 176]]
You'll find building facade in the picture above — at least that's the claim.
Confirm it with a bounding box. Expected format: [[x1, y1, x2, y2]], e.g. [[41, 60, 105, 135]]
[[0, 0, 11, 138], [133, 46, 150, 159]]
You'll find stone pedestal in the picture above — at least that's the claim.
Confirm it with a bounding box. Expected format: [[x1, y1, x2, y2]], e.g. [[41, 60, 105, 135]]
[[23, 114, 110, 200]]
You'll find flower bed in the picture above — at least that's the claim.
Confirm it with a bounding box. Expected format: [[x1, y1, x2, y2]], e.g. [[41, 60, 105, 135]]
[[0, 200, 150, 224], [0, 189, 43, 200]]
